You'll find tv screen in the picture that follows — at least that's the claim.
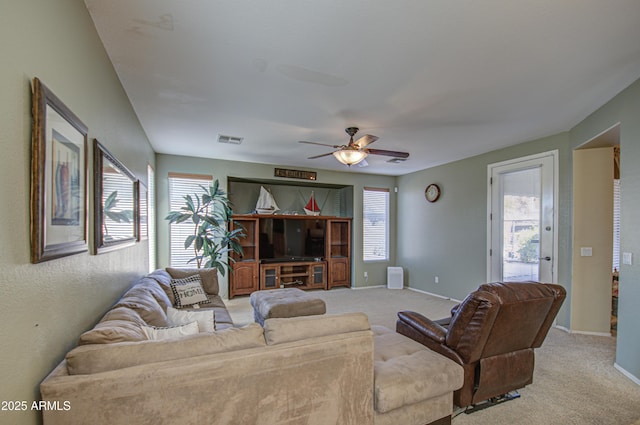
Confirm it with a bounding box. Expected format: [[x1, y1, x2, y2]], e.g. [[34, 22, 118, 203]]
[[259, 218, 325, 261]]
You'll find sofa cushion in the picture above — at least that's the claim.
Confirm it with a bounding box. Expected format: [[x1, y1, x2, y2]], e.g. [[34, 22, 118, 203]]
[[142, 321, 200, 340], [167, 267, 219, 295], [170, 275, 210, 308], [77, 307, 148, 345], [180, 294, 233, 330], [167, 306, 215, 332], [132, 278, 173, 310], [147, 269, 176, 304], [264, 312, 370, 346], [113, 289, 168, 327], [65, 323, 266, 375], [372, 325, 463, 414]]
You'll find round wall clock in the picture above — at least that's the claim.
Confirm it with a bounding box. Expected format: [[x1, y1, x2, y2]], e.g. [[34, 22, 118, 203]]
[[425, 184, 440, 202]]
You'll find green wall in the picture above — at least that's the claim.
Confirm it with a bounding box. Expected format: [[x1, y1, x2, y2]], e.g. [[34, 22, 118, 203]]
[[397, 77, 640, 383], [155, 154, 397, 298], [0, 1, 154, 424], [569, 78, 640, 382], [397, 133, 572, 324]]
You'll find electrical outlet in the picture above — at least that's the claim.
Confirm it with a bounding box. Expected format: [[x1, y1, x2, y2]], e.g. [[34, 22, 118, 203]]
[[364, 271, 368, 278], [435, 276, 439, 284]]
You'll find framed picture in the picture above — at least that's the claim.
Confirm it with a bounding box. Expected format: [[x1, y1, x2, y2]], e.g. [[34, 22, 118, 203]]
[[136, 180, 148, 241], [30, 78, 88, 263], [93, 139, 138, 253]]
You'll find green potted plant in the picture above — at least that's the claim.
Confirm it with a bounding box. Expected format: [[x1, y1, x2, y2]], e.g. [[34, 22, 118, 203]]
[[165, 179, 244, 275]]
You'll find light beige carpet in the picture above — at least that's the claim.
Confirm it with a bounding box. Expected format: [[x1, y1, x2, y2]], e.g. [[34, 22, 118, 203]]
[[226, 287, 640, 425]]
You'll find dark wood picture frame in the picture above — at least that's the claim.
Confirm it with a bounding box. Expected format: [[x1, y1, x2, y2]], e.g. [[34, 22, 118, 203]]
[[30, 78, 88, 263], [93, 139, 138, 253]]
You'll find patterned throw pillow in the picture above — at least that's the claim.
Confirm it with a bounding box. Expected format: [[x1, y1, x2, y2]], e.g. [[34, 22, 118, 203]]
[[170, 275, 210, 308], [141, 321, 200, 340]]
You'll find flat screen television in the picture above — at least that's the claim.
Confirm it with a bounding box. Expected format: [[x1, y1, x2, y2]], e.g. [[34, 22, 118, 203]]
[[259, 218, 325, 262]]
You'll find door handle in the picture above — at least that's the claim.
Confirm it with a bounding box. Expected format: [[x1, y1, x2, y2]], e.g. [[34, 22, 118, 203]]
[[541, 256, 551, 261]]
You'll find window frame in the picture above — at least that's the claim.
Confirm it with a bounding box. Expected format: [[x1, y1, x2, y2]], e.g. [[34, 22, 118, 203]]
[[168, 172, 213, 267], [362, 187, 390, 262]]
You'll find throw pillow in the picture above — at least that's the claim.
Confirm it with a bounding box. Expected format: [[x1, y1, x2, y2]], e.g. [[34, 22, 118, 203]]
[[167, 306, 216, 333], [166, 267, 219, 295], [142, 321, 200, 340], [170, 275, 210, 308]]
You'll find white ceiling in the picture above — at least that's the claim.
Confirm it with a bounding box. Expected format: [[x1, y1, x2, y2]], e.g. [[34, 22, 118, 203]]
[[84, 0, 640, 176]]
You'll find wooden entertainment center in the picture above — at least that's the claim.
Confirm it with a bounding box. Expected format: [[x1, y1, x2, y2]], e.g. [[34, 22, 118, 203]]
[[229, 214, 351, 298]]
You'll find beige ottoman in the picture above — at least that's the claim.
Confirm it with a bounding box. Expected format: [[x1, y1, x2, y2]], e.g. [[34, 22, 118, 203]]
[[372, 325, 463, 425], [250, 288, 327, 326]]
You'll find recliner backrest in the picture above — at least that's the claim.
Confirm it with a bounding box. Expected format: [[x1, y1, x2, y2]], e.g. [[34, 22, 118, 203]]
[[445, 282, 566, 362], [476, 282, 566, 358], [445, 290, 500, 363]]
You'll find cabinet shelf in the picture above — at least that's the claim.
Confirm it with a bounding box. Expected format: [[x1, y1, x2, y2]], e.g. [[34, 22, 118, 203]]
[[280, 272, 310, 278]]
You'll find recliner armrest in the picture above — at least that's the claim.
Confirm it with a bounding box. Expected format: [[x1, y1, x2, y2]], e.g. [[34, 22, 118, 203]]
[[397, 311, 447, 343]]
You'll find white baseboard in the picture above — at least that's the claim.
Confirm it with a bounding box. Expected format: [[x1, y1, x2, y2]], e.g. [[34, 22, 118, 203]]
[[350, 284, 386, 290], [406, 286, 462, 303], [614, 363, 640, 386], [553, 325, 613, 337]]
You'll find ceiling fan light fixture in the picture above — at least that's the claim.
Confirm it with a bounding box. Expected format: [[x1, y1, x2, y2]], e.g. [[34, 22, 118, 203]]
[[333, 149, 367, 166]]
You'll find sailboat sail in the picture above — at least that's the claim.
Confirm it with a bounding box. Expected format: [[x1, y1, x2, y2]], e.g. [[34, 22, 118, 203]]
[[304, 191, 320, 216], [255, 186, 279, 214]]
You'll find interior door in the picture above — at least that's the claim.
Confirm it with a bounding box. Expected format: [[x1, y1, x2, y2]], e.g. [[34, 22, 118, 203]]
[[488, 152, 556, 283]]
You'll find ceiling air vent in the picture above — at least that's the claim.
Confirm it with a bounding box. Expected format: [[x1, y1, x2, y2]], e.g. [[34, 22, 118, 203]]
[[218, 134, 243, 145], [386, 157, 408, 163]]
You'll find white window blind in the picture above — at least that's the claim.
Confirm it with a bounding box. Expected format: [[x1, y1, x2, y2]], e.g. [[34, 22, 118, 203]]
[[147, 165, 156, 272], [363, 187, 389, 261], [168, 173, 213, 267], [613, 179, 621, 271]]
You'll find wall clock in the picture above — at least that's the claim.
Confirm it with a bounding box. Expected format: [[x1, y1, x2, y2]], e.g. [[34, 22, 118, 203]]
[[425, 184, 440, 203]]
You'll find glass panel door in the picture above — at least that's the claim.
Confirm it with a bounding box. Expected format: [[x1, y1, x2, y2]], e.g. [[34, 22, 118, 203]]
[[489, 152, 556, 283], [501, 167, 541, 281]]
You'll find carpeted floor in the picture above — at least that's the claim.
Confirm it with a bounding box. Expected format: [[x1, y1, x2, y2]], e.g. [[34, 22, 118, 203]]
[[226, 287, 640, 425]]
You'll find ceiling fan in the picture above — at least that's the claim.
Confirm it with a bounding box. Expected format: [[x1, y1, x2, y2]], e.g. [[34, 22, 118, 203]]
[[299, 127, 410, 166]]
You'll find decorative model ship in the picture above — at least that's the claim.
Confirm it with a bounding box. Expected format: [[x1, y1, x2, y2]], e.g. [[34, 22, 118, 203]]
[[304, 191, 321, 216], [255, 186, 279, 214]]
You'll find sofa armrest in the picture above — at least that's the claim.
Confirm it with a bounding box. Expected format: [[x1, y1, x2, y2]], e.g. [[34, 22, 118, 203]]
[[397, 311, 447, 343]]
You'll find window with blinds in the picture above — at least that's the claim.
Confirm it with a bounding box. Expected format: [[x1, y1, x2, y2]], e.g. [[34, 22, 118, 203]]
[[363, 187, 389, 261], [147, 165, 156, 272], [168, 173, 213, 267], [613, 179, 621, 271]]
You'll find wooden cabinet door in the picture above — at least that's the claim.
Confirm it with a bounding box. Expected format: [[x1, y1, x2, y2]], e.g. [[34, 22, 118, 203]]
[[260, 265, 279, 290], [230, 262, 258, 298], [328, 258, 350, 289]]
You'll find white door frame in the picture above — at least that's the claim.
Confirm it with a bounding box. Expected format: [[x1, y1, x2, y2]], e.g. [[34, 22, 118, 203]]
[[486, 150, 559, 283]]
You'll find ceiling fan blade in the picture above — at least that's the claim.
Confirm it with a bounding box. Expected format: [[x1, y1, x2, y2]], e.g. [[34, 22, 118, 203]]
[[365, 148, 409, 158], [307, 152, 335, 159], [299, 141, 342, 148], [353, 134, 379, 149]]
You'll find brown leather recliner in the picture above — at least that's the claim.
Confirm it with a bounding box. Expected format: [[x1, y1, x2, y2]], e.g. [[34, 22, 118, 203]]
[[396, 281, 566, 409]]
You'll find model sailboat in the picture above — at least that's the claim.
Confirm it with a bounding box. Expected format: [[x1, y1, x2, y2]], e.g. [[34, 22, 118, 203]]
[[304, 191, 321, 216], [255, 186, 279, 214]]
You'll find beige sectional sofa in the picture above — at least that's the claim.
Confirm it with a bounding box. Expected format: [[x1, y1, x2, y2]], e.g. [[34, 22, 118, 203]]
[[40, 269, 462, 425]]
